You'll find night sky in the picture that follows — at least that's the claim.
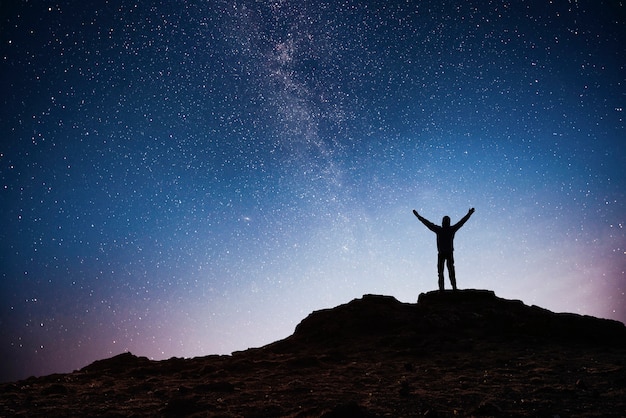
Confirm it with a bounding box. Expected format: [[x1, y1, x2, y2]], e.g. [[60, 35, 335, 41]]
[[1, 0, 625, 382]]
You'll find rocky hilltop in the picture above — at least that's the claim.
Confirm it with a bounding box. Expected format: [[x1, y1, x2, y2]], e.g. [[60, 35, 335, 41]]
[[2, 290, 625, 417]]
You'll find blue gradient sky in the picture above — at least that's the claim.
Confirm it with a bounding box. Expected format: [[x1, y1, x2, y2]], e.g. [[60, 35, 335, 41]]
[[1, 0, 625, 382]]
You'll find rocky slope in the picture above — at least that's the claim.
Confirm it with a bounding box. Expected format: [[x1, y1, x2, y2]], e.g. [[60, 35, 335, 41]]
[[2, 290, 625, 417]]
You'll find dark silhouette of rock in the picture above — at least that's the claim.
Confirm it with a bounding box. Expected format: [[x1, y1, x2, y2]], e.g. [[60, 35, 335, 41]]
[[81, 351, 153, 375], [1, 290, 625, 417], [273, 290, 626, 352], [415, 289, 626, 345]]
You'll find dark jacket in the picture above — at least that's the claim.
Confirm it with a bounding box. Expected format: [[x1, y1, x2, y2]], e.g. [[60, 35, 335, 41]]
[[415, 211, 472, 254]]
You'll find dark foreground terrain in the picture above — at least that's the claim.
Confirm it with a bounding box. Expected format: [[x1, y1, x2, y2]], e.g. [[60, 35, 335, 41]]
[[1, 290, 625, 417]]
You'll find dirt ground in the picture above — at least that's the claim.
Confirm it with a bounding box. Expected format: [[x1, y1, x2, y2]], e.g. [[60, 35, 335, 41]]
[[2, 292, 625, 417]]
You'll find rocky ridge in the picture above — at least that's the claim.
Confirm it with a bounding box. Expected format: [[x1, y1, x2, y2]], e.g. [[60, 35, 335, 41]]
[[1, 290, 625, 417]]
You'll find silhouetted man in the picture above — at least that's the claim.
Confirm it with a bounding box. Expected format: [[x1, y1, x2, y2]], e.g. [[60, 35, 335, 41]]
[[413, 208, 475, 291]]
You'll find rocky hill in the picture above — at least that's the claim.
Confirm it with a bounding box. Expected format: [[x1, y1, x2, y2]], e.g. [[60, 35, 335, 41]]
[[1, 290, 625, 417]]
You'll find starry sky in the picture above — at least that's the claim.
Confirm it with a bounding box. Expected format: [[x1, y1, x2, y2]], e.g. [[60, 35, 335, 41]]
[[1, 0, 624, 382]]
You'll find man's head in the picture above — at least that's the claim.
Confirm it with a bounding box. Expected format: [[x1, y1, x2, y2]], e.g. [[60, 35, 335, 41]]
[[442, 216, 451, 227]]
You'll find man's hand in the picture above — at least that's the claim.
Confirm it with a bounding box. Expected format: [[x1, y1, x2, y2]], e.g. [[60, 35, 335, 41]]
[[469, 208, 475, 214], [413, 209, 420, 218]]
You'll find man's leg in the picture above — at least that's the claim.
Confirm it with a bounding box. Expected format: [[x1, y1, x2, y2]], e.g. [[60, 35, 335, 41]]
[[447, 253, 457, 290], [437, 253, 445, 291]]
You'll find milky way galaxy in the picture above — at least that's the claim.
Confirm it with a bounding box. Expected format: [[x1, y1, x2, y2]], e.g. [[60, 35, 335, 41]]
[[1, 0, 625, 382]]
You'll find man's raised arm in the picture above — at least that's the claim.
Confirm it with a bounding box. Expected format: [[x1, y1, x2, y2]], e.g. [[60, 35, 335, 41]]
[[452, 208, 475, 230], [413, 209, 438, 232]]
